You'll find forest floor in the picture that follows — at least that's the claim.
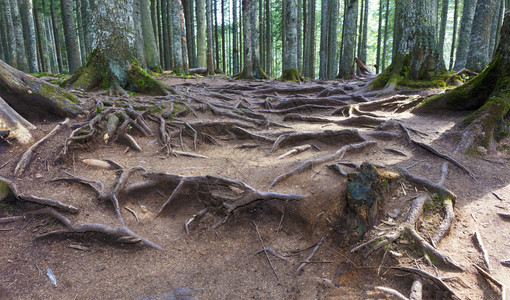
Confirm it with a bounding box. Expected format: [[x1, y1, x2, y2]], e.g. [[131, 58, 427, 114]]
[[0, 75, 509, 300]]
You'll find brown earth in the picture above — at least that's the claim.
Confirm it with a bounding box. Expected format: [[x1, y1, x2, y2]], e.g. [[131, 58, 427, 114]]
[[1, 76, 509, 300]]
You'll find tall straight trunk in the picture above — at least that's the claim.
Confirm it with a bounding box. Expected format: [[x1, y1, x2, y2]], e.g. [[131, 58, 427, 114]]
[[376, 0, 383, 73], [357, 0, 364, 60], [326, 0, 338, 79], [0, 5, 6, 63], [33, 0, 47, 72], [466, 0, 498, 72], [360, 0, 368, 64], [205, 0, 215, 74], [282, 0, 287, 71], [151, 0, 159, 50], [2, 0, 16, 67], [438, 0, 449, 57], [10, 0, 29, 72], [170, 0, 187, 73], [214, 0, 219, 69], [489, 0, 503, 57], [133, 0, 147, 69], [60, 0, 81, 72], [20, 0, 39, 72], [183, 0, 196, 69], [251, 0, 265, 78], [282, 0, 298, 77], [240, 0, 253, 77], [75, 0, 86, 64], [338, 0, 357, 79], [381, 0, 390, 70], [80, 0, 92, 55], [318, 0, 328, 79], [221, 0, 226, 72], [157, 0, 163, 68], [297, 0, 302, 73], [196, 0, 206, 67], [449, 0, 459, 70], [166, 0, 174, 68], [232, 0, 239, 74], [259, 0, 265, 73], [303, 0, 315, 78], [45, 16, 56, 72], [141, 0, 160, 72], [453, 0, 477, 70], [161, 0, 170, 69], [265, 0, 272, 77], [50, 0, 63, 73]]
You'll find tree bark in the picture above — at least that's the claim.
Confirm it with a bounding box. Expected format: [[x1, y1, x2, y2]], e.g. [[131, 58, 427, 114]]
[[415, 10, 510, 153], [183, 0, 197, 69], [196, 0, 206, 67], [10, 0, 29, 72], [466, 0, 498, 72], [453, 0, 477, 70], [20, 0, 39, 73], [376, 0, 383, 73], [297, 0, 302, 73], [326, 0, 338, 79], [33, 0, 47, 72], [75, 0, 87, 65], [381, 0, 390, 70], [489, 0, 503, 58], [438, 0, 449, 57], [60, 0, 81, 73], [449, 0, 459, 70], [303, 0, 315, 78], [80, 0, 92, 56], [265, 0, 272, 76], [239, 0, 253, 78], [2, 0, 17, 68], [338, 0, 357, 79], [281, 0, 299, 80], [232, 0, 239, 74], [141, 0, 161, 72], [205, 0, 215, 75], [318, 0, 327, 79]]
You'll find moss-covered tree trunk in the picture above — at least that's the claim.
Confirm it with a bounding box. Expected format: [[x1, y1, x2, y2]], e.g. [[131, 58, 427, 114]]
[[63, 0, 169, 95], [371, 0, 446, 91], [280, 0, 300, 81], [415, 10, 510, 153]]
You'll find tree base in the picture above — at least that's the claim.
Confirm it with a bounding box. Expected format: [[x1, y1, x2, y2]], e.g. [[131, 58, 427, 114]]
[[280, 69, 303, 82]]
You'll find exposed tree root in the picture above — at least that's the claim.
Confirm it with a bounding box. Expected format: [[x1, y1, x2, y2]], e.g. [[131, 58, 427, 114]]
[[393, 267, 459, 298], [446, 68, 478, 85], [15, 118, 69, 177], [473, 264, 506, 300], [29, 208, 162, 250], [268, 129, 366, 155], [283, 114, 385, 128], [473, 231, 491, 271], [1, 175, 79, 213], [351, 193, 463, 271], [129, 172, 305, 230], [274, 97, 349, 109], [375, 286, 410, 300], [269, 141, 377, 188], [297, 235, 327, 275], [53, 166, 145, 224]]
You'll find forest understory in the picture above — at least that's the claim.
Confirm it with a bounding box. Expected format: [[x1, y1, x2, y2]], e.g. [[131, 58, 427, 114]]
[[1, 74, 510, 300]]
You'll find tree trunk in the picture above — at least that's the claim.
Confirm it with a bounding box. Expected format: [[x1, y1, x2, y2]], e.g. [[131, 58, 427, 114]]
[[214, 0, 219, 70], [489, 0, 503, 58], [438, 0, 449, 57], [133, 0, 148, 70], [415, 10, 510, 153], [251, 0, 267, 79], [20, 0, 39, 73], [141, 0, 161, 72], [338, 0, 357, 79], [205, 0, 215, 75], [63, 0, 170, 95], [466, 0, 498, 72], [371, 0, 445, 90], [303, 0, 315, 78], [60, 0, 81, 73], [453, 0, 477, 70], [33, 0, 47, 72], [281, 0, 299, 81], [80, 0, 93, 56], [2, 0, 17, 68], [196, 0, 206, 67], [318, 0, 327, 79], [10, 0, 29, 72], [50, 0, 63, 73], [326, 0, 338, 79], [75, 0, 87, 65], [376, 0, 383, 73], [265, 0, 272, 77], [239, 0, 253, 78], [0, 95, 36, 145], [221, 0, 226, 73], [381, 0, 390, 70], [232, 0, 239, 74], [449, 0, 459, 70], [297, 0, 302, 73], [170, 0, 187, 73], [183, 0, 197, 69]]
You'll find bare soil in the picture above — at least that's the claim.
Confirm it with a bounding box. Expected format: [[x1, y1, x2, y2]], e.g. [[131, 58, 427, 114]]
[[1, 76, 509, 299]]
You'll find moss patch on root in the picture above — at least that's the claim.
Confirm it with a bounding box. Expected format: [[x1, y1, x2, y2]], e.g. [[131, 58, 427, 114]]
[[280, 69, 302, 82]]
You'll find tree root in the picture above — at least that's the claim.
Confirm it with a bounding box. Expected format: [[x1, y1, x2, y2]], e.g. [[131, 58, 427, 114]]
[[53, 166, 146, 224], [297, 235, 327, 275], [283, 114, 386, 128], [131, 172, 305, 230], [473, 231, 491, 271], [269, 141, 377, 188], [268, 129, 366, 155], [473, 264, 506, 300], [1, 175, 79, 213], [351, 193, 463, 271], [393, 266, 459, 299], [30, 208, 162, 250]]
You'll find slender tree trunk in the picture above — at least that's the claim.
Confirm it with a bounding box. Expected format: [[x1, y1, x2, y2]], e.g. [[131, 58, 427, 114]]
[[161, 0, 170, 69], [133, 0, 148, 70], [151, 0, 159, 51], [326, 0, 338, 79], [303, 0, 315, 78], [214, 0, 219, 69], [449, 0, 459, 70], [282, 0, 299, 80], [157, 0, 163, 68], [438, 0, 449, 57], [60, 0, 81, 72], [381, 0, 390, 70], [297, 0, 302, 73], [251, 0, 265, 78], [360, 0, 368, 65], [376, 0, 383, 73], [20, 0, 39, 72], [489, 0, 503, 57], [453, 0, 477, 70], [170, 0, 187, 73], [357, 0, 364, 61], [239, 0, 253, 78], [205, 0, 215, 75], [46, 16, 57, 72], [80, 0, 92, 55], [282, 0, 287, 71], [221, 0, 226, 72], [196, 0, 206, 67], [338, 0, 357, 79], [265, 0, 272, 77], [466, 0, 498, 72], [183, 0, 195, 69], [3, 1, 17, 68], [319, 0, 328, 79], [33, 0, 47, 72], [166, 0, 174, 68], [141, 0, 161, 72], [232, 0, 239, 74], [10, 0, 29, 72], [75, 0, 87, 65]]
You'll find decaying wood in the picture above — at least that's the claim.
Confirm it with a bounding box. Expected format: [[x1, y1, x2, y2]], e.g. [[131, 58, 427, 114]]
[[473, 231, 491, 271], [30, 208, 161, 250], [270, 141, 377, 188], [15, 118, 69, 177]]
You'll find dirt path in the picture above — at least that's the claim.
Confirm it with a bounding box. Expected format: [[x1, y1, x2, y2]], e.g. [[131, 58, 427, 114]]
[[1, 76, 509, 299]]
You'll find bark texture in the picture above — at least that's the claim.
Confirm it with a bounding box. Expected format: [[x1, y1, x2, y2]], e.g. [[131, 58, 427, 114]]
[[466, 0, 498, 72], [453, 0, 477, 70], [196, 0, 206, 67], [141, 0, 161, 72], [60, 0, 81, 73], [282, 0, 298, 80], [21, 0, 39, 73], [338, 0, 358, 79], [10, 0, 29, 72]]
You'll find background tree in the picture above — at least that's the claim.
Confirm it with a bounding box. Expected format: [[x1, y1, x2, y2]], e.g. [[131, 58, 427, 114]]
[[466, 0, 498, 72], [338, 0, 358, 79], [281, 0, 299, 80], [60, 0, 81, 73], [453, 0, 477, 71]]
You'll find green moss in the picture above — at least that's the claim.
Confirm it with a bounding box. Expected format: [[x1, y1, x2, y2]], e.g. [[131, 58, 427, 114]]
[[280, 69, 302, 81], [0, 180, 11, 201]]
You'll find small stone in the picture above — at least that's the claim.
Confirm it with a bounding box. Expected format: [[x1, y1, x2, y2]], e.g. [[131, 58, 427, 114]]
[[34, 173, 43, 179], [140, 205, 148, 213], [477, 146, 487, 155]]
